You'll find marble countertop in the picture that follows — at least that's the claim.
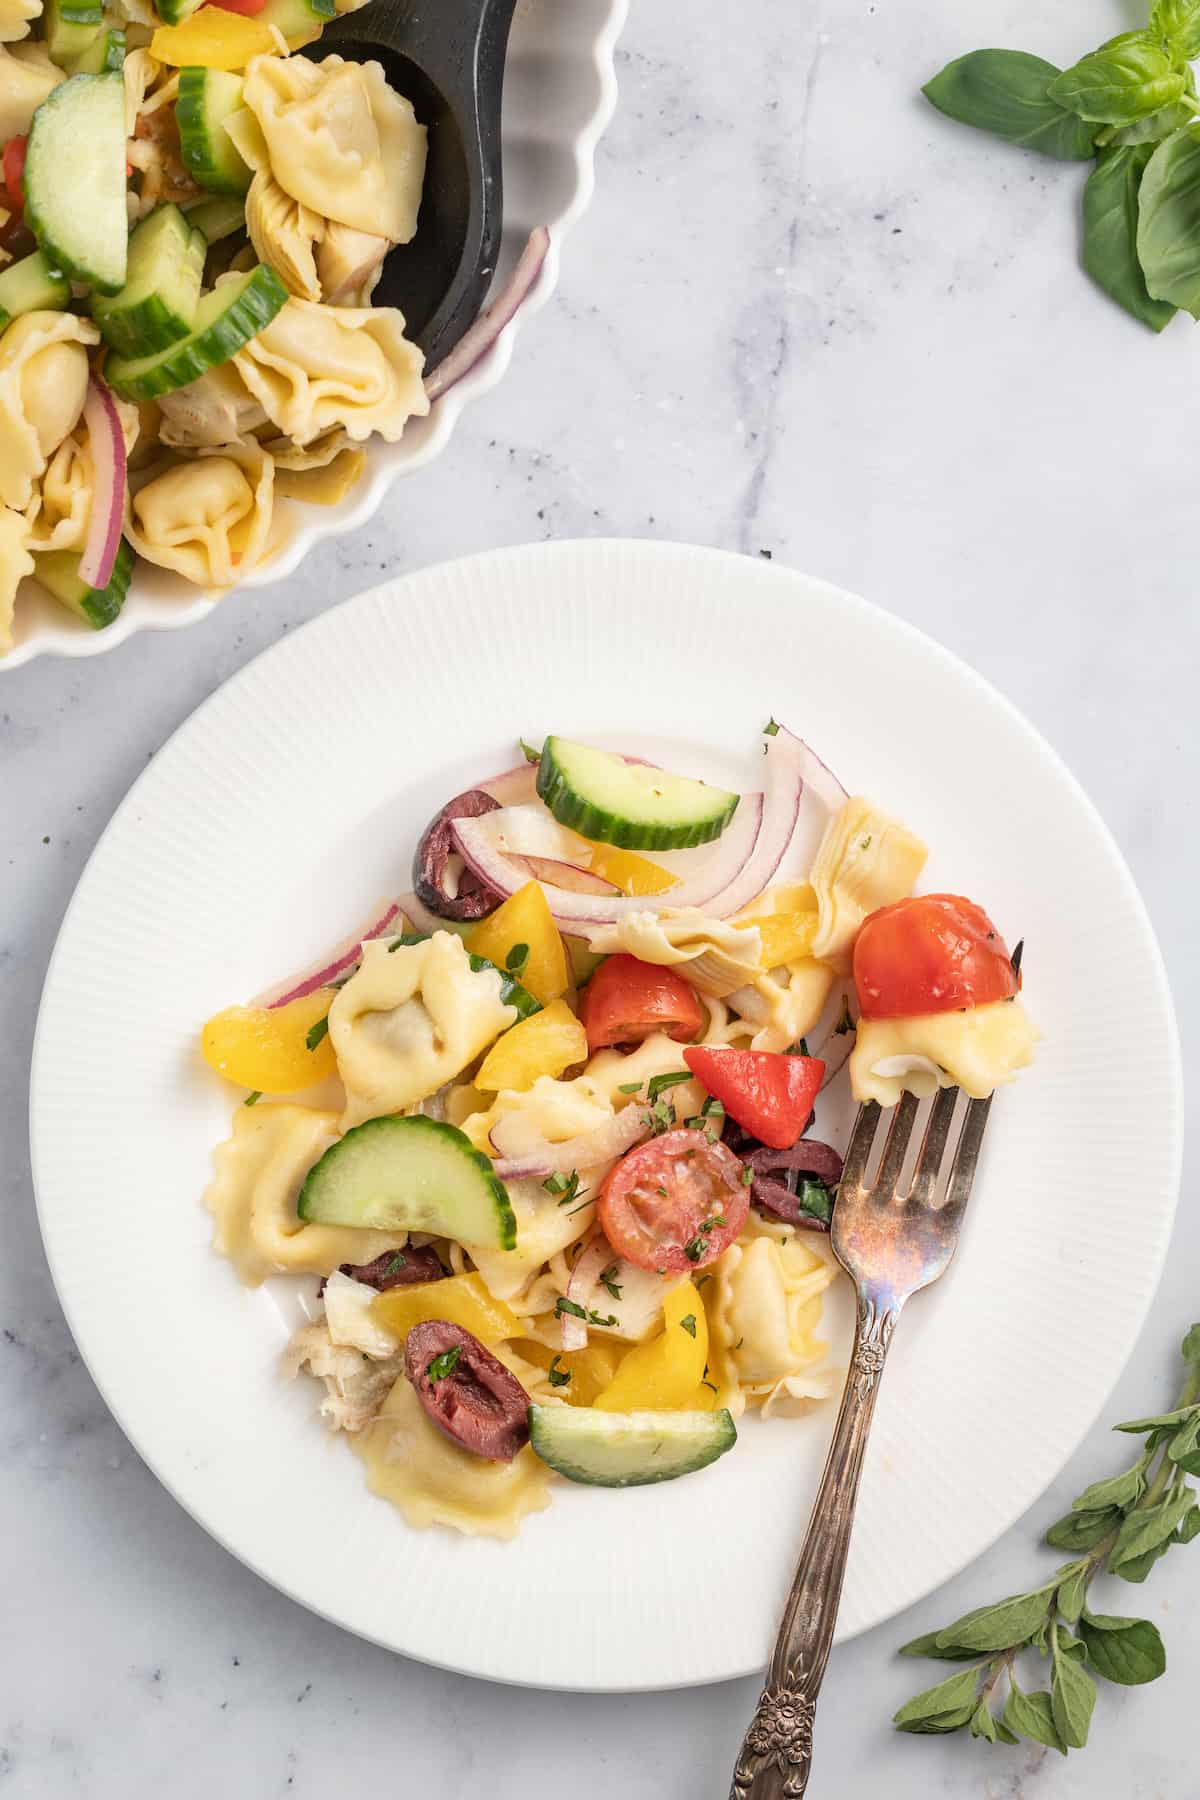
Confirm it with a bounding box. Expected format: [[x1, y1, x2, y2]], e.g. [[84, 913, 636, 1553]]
[[2, 0, 1197, 1793]]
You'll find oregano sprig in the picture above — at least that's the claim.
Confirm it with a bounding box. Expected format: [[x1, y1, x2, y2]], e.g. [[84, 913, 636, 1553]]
[[893, 1323, 1200, 1754], [922, 1, 1200, 331]]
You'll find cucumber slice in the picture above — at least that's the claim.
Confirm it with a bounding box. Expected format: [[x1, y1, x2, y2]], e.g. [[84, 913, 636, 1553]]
[[297, 1115, 517, 1250], [389, 932, 541, 1021], [177, 67, 252, 197], [43, 0, 104, 64], [67, 23, 126, 72], [104, 262, 287, 400], [536, 737, 741, 851], [0, 250, 70, 332], [156, 0, 203, 24], [24, 73, 127, 294], [185, 197, 246, 244], [92, 204, 205, 356], [528, 1405, 737, 1487], [34, 539, 134, 631], [258, 0, 335, 39]]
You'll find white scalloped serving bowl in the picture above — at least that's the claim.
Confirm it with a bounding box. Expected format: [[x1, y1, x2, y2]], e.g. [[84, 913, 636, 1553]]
[[4, 0, 628, 669]]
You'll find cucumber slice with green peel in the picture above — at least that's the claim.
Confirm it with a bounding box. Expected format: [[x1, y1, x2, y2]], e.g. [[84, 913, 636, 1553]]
[[177, 68, 252, 196], [34, 539, 134, 631], [297, 1116, 517, 1250], [536, 737, 741, 850], [24, 74, 127, 293], [155, 0, 203, 24], [388, 932, 542, 1021], [92, 204, 205, 356], [104, 262, 287, 400], [43, 0, 104, 64], [67, 23, 125, 72], [0, 251, 70, 331], [185, 197, 246, 244], [528, 1405, 737, 1487], [257, 0, 335, 39]]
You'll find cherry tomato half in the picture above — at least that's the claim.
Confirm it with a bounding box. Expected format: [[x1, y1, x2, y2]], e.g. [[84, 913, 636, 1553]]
[[580, 952, 705, 1053], [684, 1045, 824, 1150], [853, 894, 1019, 1021], [597, 1127, 750, 1273], [3, 135, 27, 213]]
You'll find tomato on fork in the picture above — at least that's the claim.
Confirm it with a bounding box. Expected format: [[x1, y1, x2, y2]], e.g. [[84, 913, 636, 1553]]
[[597, 1127, 750, 1274], [853, 894, 1019, 1021]]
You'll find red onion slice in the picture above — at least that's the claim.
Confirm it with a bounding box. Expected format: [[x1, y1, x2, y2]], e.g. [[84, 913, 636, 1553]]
[[794, 736, 849, 814], [79, 376, 126, 591], [425, 226, 551, 402], [560, 1228, 612, 1350], [254, 900, 404, 1009], [514, 855, 617, 896], [478, 761, 540, 806]]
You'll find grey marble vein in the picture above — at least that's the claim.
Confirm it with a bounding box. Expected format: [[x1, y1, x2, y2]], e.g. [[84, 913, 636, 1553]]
[[1, 0, 1197, 1793]]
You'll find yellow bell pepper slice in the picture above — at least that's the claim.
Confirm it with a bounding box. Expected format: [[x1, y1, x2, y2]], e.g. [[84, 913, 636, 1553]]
[[201, 988, 335, 1092], [581, 840, 677, 897], [513, 1337, 622, 1406], [465, 880, 568, 1005], [371, 1272, 519, 1347], [150, 11, 277, 69], [592, 1281, 708, 1412], [736, 882, 820, 968], [475, 998, 587, 1093]]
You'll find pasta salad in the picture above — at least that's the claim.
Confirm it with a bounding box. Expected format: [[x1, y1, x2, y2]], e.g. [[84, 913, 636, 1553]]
[[199, 725, 1038, 1537], [0, 0, 464, 654]]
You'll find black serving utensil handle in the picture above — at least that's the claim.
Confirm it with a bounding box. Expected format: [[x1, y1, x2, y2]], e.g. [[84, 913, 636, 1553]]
[[308, 0, 518, 368]]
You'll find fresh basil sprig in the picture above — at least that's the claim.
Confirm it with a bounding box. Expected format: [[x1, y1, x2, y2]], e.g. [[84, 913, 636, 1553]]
[[893, 1322, 1200, 1754], [922, 1, 1200, 331]]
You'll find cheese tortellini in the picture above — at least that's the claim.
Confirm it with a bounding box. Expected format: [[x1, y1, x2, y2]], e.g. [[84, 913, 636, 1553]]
[[204, 1103, 408, 1286], [705, 1220, 838, 1418], [231, 296, 428, 446], [850, 999, 1039, 1106], [330, 932, 517, 1129], [0, 504, 33, 657], [0, 311, 96, 512], [126, 441, 275, 588], [587, 908, 762, 998], [0, 43, 59, 140], [0, 0, 39, 45], [23, 393, 140, 552], [809, 797, 928, 971]]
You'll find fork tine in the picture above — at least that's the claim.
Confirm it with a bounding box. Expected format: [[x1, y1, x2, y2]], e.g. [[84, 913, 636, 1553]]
[[941, 1094, 994, 1224], [838, 1101, 881, 1194], [908, 1086, 960, 1207], [872, 1090, 920, 1199]]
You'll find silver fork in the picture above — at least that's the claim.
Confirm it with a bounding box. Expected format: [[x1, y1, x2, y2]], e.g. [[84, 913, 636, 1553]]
[[730, 1086, 993, 1799]]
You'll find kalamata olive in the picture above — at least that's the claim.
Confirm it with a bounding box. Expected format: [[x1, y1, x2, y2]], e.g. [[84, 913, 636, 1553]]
[[412, 788, 504, 921], [743, 1141, 844, 1231], [404, 1321, 530, 1461], [327, 1245, 445, 1293]]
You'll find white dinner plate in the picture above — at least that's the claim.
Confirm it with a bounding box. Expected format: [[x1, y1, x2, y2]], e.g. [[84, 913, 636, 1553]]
[[30, 540, 1182, 1690], [4, 0, 628, 668]]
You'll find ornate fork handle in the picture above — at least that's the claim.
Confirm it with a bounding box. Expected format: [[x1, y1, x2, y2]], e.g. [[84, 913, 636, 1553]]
[[730, 1286, 903, 1800]]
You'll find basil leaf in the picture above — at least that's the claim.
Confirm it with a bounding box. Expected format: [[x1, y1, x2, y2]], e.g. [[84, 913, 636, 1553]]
[[1002, 1683, 1067, 1754], [1072, 1462, 1146, 1513], [932, 1586, 1053, 1653], [1050, 1643, 1097, 1747], [923, 50, 1097, 160], [1112, 95, 1198, 144], [1173, 1504, 1200, 1543], [969, 1696, 998, 1742], [892, 1666, 981, 1731], [1138, 126, 1200, 314], [1056, 1565, 1091, 1625], [1109, 1489, 1196, 1570], [1045, 1506, 1120, 1549], [1083, 147, 1179, 330], [1078, 1614, 1166, 1685], [1049, 37, 1185, 125], [897, 1630, 986, 1662], [1167, 1411, 1200, 1466], [1152, 0, 1200, 59], [1182, 1322, 1200, 1363]]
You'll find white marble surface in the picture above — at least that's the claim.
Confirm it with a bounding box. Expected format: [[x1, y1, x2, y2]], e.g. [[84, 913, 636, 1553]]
[[2, 0, 1198, 1793]]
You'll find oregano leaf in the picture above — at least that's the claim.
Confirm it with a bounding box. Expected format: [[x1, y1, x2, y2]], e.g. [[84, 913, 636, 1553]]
[[1173, 1504, 1200, 1544], [932, 1587, 1055, 1653], [1115, 1406, 1196, 1434], [1072, 1463, 1146, 1513], [1003, 1682, 1067, 1755], [1046, 1506, 1120, 1550], [1078, 1615, 1166, 1685], [1113, 1541, 1170, 1583], [897, 1631, 984, 1662], [993, 1717, 1020, 1745], [1109, 1489, 1196, 1570], [1057, 1565, 1091, 1624], [1167, 1412, 1200, 1466], [1182, 1322, 1200, 1363], [892, 1666, 981, 1732], [1051, 1644, 1097, 1748], [969, 1696, 999, 1742]]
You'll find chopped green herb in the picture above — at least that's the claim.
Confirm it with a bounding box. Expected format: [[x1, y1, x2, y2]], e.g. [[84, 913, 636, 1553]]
[[789, 1038, 811, 1057], [598, 1263, 623, 1301], [519, 738, 541, 765], [679, 1313, 698, 1338], [733, 1336, 744, 1351], [555, 1296, 588, 1322], [860, 835, 872, 851], [834, 996, 855, 1035], [305, 1016, 329, 1051], [389, 931, 427, 952], [741, 1167, 753, 1186], [505, 942, 531, 976], [426, 1346, 462, 1383], [647, 1070, 691, 1104], [656, 1185, 669, 1197], [384, 1252, 409, 1275], [618, 1081, 643, 1095], [644, 1097, 678, 1136], [684, 1235, 707, 1263], [763, 718, 780, 737], [546, 1170, 583, 1207], [547, 1354, 572, 1388], [702, 1096, 725, 1119], [243, 1090, 262, 1107], [797, 1177, 833, 1224], [543, 1172, 569, 1196]]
